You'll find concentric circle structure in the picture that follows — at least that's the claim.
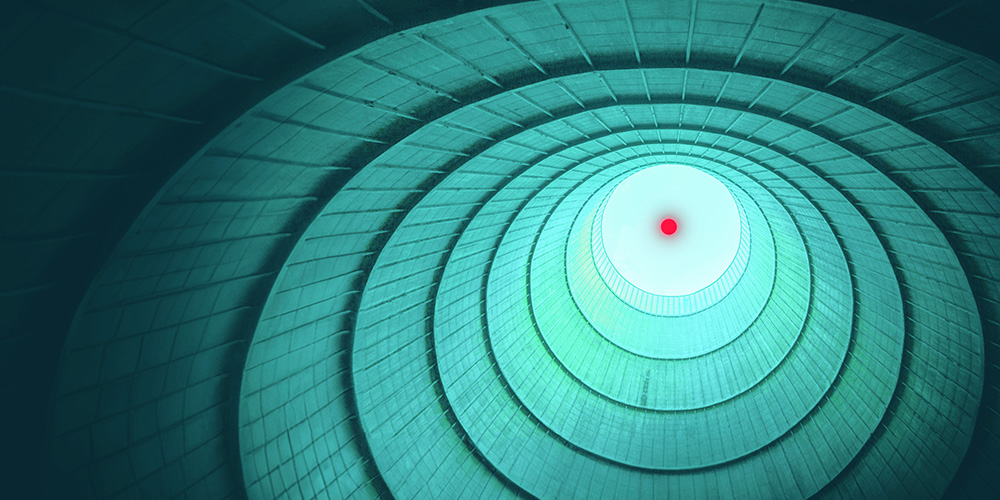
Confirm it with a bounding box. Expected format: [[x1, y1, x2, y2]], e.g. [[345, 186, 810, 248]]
[[45, 0, 1000, 498]]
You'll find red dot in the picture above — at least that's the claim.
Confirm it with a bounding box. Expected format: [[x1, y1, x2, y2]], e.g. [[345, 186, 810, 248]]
[[660, 218, 678, 236]]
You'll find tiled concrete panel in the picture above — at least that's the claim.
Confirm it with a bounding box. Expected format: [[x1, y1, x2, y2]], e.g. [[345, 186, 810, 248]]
[[37, 1, 1000, 499]]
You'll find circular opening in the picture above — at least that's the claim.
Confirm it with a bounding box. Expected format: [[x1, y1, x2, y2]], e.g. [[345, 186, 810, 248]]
[[600, 164, 741, 296]]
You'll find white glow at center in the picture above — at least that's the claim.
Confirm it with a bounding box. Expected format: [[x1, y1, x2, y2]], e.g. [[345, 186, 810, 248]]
[[600, 164, 741, 296]]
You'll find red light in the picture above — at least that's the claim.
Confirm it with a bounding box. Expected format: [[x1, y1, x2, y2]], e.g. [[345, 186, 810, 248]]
[[660, 218, 678, 236]]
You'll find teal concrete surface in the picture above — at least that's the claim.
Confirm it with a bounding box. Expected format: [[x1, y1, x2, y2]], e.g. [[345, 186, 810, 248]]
[[4, 0, 1000, 498]]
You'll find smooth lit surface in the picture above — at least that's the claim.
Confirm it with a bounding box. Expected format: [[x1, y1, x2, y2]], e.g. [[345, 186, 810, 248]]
[[601, 165, 741, 296]]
